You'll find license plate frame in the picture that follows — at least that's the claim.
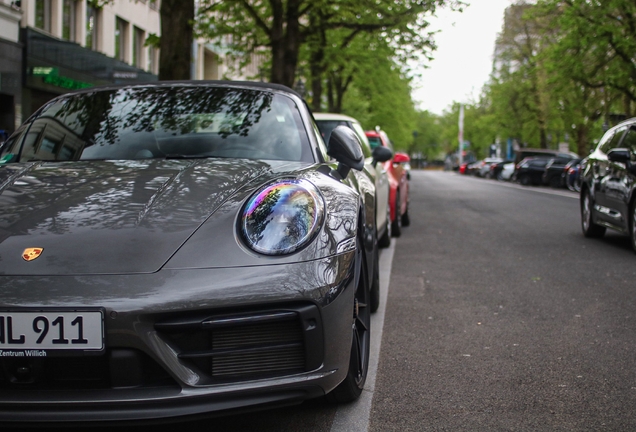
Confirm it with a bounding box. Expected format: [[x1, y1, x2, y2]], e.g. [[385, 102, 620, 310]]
[[0, 309, 104, 355]]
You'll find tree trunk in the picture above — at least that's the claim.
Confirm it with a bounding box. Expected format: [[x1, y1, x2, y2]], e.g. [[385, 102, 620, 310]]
[[310, 52, 324, 112], [575, 124, 589, 156], [269, 0, 301, 88], [159, 0, 195, 80]]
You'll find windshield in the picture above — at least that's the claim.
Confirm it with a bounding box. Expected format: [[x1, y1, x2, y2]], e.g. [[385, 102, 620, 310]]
[[1, 86, 313, 163]]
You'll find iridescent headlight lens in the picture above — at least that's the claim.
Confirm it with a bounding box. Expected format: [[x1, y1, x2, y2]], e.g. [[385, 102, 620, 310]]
[[241, 179, 325, 255]]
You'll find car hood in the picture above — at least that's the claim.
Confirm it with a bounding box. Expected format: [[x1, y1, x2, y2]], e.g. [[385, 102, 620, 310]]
[[0, 159, 305, 276]]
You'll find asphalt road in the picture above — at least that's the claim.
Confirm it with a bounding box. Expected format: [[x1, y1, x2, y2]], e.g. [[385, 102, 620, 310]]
[[372, 170, 636, 431], [17, 170, 636, 431]]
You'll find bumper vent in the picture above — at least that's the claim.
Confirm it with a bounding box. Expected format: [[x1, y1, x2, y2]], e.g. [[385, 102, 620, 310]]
[[0, 349, 175, 390], [155, 304, 324, 383]]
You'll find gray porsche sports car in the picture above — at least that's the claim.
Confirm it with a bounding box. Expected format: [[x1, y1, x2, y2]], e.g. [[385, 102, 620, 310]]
[[0, 81, 392, 423]]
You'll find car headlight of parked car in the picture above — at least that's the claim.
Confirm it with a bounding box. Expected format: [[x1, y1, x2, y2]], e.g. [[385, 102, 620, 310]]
[[241, 178, 325, 255]]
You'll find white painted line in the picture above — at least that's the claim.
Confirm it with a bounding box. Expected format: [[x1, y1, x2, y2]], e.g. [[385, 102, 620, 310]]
[[330, 241, 395, 432]]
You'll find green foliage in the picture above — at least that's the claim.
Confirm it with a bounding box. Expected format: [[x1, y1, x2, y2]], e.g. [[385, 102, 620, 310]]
[[144, 33, 160, 48], [429, 0, 635, 160]]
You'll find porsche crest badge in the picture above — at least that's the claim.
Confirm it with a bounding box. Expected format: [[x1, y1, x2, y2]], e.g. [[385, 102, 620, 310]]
[[22, 248, 43, 262]]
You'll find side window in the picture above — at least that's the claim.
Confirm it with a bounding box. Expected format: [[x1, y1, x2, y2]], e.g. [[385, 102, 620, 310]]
[[312, 121, 330, 162], [621, 127, 636, 161], [600, 126, 627, 154]]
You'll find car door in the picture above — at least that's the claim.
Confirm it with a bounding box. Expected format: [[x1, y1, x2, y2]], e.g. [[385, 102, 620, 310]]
[[350, 122, 390, 234], [604, 125, 636, 230], [596, 125, 628, 226]]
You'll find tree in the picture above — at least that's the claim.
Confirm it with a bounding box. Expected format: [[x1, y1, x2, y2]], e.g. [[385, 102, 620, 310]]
[[198, 0, 461, 88], [341, 39, 418, 148], [536, 0, 636, 116]]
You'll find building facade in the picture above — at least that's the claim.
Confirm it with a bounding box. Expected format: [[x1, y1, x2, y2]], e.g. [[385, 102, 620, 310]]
[[18, 0, 161, 127], [0, 0, 264, 137]]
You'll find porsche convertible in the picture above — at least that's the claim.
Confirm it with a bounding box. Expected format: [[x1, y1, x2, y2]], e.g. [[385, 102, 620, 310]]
[[0, 81, 392, 423]]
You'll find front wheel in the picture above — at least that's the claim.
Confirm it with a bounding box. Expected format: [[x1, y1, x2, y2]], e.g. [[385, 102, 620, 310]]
[[326, 247, 371, 402], [581, 189, 606, 238]]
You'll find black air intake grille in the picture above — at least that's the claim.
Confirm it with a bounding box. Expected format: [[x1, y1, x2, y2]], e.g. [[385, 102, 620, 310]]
[[155, 304, 324, 383]]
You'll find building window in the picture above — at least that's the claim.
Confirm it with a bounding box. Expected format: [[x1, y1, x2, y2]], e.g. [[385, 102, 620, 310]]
[[62, 0, 77, 42], [115, 17, 128, 62], [35, 0, 51, 32], [133, 26, 144, 68], [86, 5, 99, 50]]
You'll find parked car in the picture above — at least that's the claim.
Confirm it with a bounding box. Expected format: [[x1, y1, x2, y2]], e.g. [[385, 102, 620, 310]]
[[580, 117, 636, 251], [314, 113, 392, 248], [513, 148, 579, 166], [488, 159, 514, 180], [542, 157, 581, 188], [513, 157, 550, 186], [459, 160, 472, 174], [365, 129, 410, 237], [476, 157, 504, 178], [499, 162, 515, 181], [0, 81, 393, 423], [466, 160, 482, 176]]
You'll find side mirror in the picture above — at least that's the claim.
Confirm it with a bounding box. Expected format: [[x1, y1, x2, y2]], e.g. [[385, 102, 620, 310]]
[[327, 125, 365, 179], [607, 148, 631, 163], [371, 146, 392, 167], [393, 152, 410, 164]]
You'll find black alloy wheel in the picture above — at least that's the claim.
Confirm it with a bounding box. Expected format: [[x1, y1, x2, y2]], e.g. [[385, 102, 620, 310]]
[[519, 174, 530, 186], [391, 192, 402, 237], [326, 244, 371, 402], [581, 189, 606, 238]]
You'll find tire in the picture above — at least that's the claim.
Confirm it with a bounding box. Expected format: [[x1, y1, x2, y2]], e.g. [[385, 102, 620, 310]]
[[581, 189, 606, 238], [370, 247, 380, 313], [519, 174, 530, 186], [378, 204, 391, 248], [391, 192, 402, 237], [401, 201, 410, 227], [326, 246, 371, 403]]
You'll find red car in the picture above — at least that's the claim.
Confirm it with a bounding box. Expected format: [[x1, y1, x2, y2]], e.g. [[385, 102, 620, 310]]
[[365, 129, 410, 237]]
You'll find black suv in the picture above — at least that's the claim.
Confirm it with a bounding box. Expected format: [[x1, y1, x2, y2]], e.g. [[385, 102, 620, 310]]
[[580, 117, 636, 251], [543, 157, 581, 188], [514, 157, 550, 186]]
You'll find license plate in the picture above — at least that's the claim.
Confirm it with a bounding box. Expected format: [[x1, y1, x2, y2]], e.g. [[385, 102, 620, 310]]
[[0, 311, 103, 351]]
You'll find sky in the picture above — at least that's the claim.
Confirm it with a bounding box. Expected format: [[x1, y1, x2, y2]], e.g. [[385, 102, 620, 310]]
[[412, 0, 515, 115]]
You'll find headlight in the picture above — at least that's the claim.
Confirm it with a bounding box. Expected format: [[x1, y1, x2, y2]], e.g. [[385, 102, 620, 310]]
[[241, 179, 325, 255]]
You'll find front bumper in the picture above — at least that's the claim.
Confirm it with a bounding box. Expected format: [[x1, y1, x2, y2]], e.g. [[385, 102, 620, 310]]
[[0, 252, 356, 423]]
